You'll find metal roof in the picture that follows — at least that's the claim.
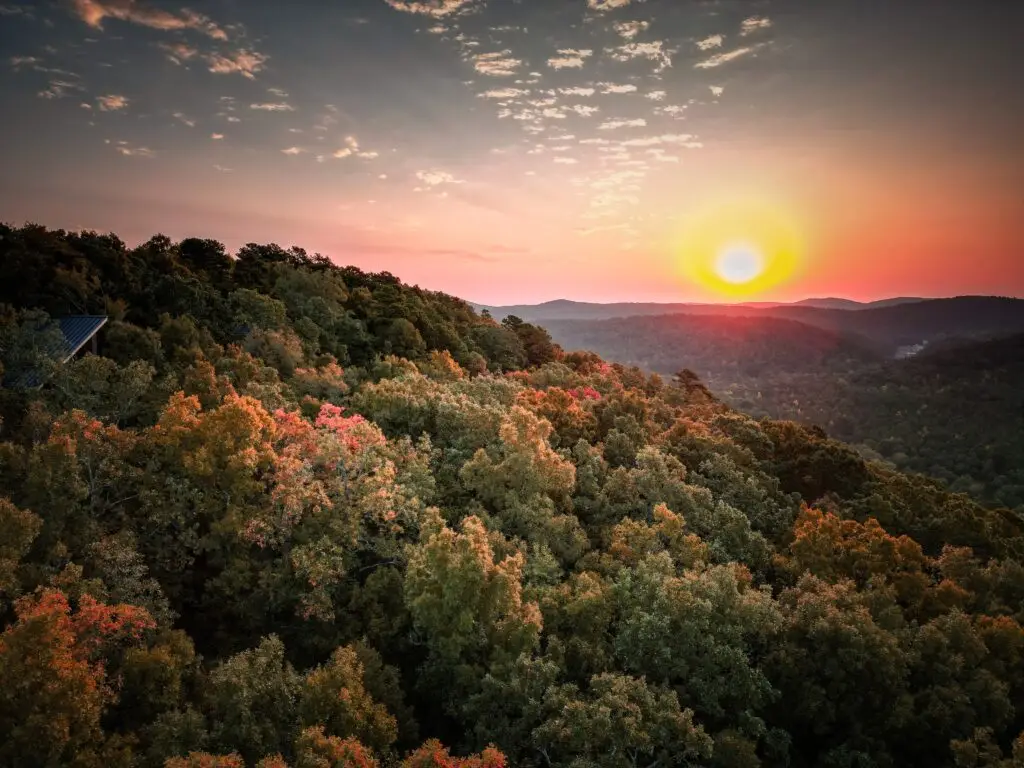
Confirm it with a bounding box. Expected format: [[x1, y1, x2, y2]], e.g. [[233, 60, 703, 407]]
[[3, 315, 108, 389], [57, 315, 108, 362]]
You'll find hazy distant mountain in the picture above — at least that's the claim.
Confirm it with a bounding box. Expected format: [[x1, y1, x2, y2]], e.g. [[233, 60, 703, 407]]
[[475, 296, 928, 321], [479, 296, 1024, 352]]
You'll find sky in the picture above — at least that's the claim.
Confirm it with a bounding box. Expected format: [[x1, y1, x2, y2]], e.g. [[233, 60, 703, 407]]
[[1, 0, 1023, 304]]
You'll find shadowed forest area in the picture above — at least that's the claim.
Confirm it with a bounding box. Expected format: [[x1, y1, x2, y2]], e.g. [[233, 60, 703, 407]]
[[3, 224, 1024, 767]]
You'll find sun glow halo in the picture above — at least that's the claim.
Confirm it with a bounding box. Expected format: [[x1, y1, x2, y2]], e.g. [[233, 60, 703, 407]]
[[675, 198, 804, 298]]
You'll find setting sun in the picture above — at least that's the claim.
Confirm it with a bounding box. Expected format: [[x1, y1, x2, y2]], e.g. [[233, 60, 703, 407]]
[[675, 197, 806, 299]]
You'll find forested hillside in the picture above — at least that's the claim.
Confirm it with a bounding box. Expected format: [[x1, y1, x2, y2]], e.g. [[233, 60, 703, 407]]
[[543, 313, 1024, 513], [3, 223, 1024, 768]]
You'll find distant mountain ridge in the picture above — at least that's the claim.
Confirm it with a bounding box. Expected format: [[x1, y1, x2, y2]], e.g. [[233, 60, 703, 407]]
[[474, 295, 930, 321]]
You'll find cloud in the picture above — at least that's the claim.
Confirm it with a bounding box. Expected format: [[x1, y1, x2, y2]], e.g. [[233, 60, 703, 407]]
[[332, 135, 360, 158], [607, 41, 671, 71], [548, 48, 592, 70], [383, 0, 476, 17], [0, 4, 34, 17], [281, 146, 304, 155], [159, 42, 199, 64], [207, 49, 267, 79], [587, 0, 635, 11], [656, 104, 687, 117], [267, 87, 289, 98], [479, 88, 529, 99], [568, 105, 600, 117], [96, 93, 128, 110], [709, 85, 723, 97], [213, 164, 232, 172], [741, 16, 772, 36], [695, 45, 761, 69], [599, 82, 637, 94], [619, 133, 696, 147], [10, 55, 40, 69], [173, 111, 195, 127], [110, 139, 154, 157], [416, 169, 464, 186], [250, 102, 295, 111], [472, 50, 521, 76], [599, 118, 646, 130], [696, 34, 723, 51], [645, 90, 666, 101], [69, 0, 227, 39], [38, 80, 83, 99], [553, 156, 578, 164], [211, 133, 224, 140], [613, 20, 649, 40], [560, 86, 595, 97]]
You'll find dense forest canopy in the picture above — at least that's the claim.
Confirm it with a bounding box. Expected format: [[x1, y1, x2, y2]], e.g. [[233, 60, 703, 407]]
[[3, 223, 1024, 767], [543, 313, 1024, 513]]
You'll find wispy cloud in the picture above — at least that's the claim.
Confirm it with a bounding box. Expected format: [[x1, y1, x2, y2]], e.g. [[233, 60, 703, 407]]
[[613, 20, 649, 40], [553, 156, 578, 164], [108, 139, 154, 157], [560, 86, 596, 97], [211, 133, 224, 140], [548, 48, 592, 70], [607, 41, 671, 72], [645, 90, 666, 101], [173, 111, 195, 127], [96, 93, 128, 111], [599, 118, 647, 130], [694, 45, 762, 69], [159, 42, 199, 64], [267, 87, 289, 98], [69, 0, 227, 39], [383, 0, 477, 17], [696, 34, 723, 51], [416, 169, 464, 186], [281, 146, 304, 155], [587, 0, 635, 11], [10, 55, 40, 69], [741, 16, 772, 36], [213, 164, 232, 172], [207, 50, 267, 79], [473, 50, 521, 76], [599, 82, 637, 94], [251, 102, 295, 111], [568, 105, 600, 117], [480, 87, 530, 99], [38, 80, 83, 99]]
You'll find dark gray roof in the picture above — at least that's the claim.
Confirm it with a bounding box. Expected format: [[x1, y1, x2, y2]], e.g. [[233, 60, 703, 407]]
[[57, 315, 108, 361], [3, 315, 108, 389]]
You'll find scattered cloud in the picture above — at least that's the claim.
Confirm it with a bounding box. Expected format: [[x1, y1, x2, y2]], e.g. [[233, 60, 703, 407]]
[[207, 50, 267, 79], [96, 93, 128, 111], [159, 42, 199, 64], [250, 102, 295, 111], [599, 117, 647, 130], [267, 87, 289, 98], [695, 45, 762, 69], [69, 0, 227, 40], [110, 139, 154, 157], [619, 133, 696, 147], [383, 0, 476, 17], [741, 16, 772, 36], [568, 104, 600, 117], [472, 50, 521, 76], [173, 111, 195, 127], [553, 156, 578, 164], [213, 164, 232, 172], [548, 48, 592, 70], [645, 90, 666, 101], [211, 133, 224, 140], [480, 88, 529, 99], [10, 55, 40, 69], [38, 80, 83, 99], [696, 34, 723, 51], [560, 86, 596, 97], [607, 41, 671, 71], [0, 4, 34, 17], [416, 169, 464, 186], [587, 0, 635, 11], [599, 82, 637, 94], [709, 85, 723, 97], [613, 20, 649, 40], [281, 146, 304, 155]]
